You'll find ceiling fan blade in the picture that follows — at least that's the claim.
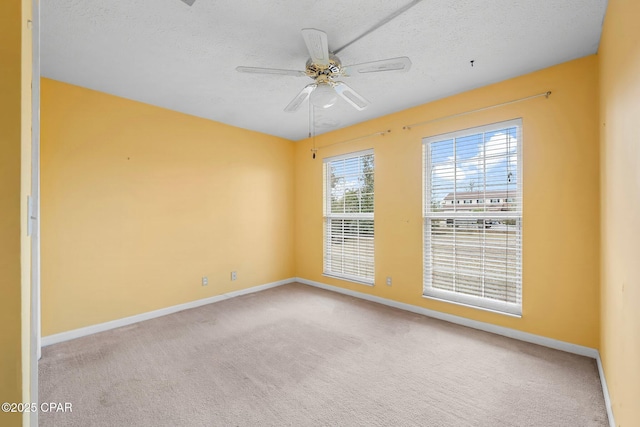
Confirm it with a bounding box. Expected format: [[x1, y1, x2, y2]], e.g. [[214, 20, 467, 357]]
[[236, 66, 306, 77], [334, 82, 370, 111], [343, 57, 412, 75], [179, 0, 196, 6], [284, 84, 317, 112], [301, 28, 330, 66]]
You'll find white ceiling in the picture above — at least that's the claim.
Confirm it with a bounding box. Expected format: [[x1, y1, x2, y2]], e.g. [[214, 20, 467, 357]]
[[41, 0, 607, 141]]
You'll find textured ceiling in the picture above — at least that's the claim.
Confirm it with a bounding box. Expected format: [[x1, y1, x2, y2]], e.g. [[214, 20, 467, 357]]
[[41, 0, 607, 141]]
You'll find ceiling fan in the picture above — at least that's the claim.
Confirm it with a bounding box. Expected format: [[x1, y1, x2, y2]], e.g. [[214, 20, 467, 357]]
[[236, 28, 412, 112], [180, 0, 422, 112]]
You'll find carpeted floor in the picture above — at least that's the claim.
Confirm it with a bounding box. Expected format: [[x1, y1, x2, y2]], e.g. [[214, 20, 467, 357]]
[[40, 283, 608, 426]]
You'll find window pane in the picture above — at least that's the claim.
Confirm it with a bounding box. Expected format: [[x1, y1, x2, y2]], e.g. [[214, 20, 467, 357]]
[[324, 218, 374, 282], [429, 139, 454, 213], [329, 154, 375, 215], [324, 151, 374, 284], [423, 120, 522, 315]]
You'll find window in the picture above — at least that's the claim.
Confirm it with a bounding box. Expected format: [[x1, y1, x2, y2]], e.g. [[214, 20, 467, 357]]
[[423, 119, 522, 315], [323, 150, 374, 285]]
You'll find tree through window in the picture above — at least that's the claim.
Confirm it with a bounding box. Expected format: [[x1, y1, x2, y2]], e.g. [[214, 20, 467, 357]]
[[323, 150, 374, 284]]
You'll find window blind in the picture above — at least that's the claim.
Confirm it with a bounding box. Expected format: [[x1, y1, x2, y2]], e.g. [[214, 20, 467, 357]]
[[323, 150, 374, 285], [423, 119, 522, 315]]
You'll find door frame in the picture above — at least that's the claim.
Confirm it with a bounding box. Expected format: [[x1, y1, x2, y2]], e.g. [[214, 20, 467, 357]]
[[30, 0, 41, 425]]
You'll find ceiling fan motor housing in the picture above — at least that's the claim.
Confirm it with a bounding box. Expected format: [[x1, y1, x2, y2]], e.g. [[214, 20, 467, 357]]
[[305, 54, 343, 83]]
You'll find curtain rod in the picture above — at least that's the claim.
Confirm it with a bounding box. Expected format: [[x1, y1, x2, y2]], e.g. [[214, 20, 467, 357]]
[[312, 129, 391, 155], [402, 91, 552, 130]]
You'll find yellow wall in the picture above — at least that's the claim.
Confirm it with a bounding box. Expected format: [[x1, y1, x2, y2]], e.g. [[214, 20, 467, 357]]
[[41, 79, 295, 335], [295, 55, 601, 348], [8, 0, 638, 423], [0, 0, 32, 426], [599, 0, 640, 424], [30, 3, 640, 422]]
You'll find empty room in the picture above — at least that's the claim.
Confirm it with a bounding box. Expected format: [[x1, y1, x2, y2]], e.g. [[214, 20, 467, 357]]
[[1, 0, 639, 426]]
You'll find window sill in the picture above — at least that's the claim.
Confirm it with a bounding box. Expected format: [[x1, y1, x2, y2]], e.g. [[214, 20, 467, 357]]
[[421, 294, 522, 318]]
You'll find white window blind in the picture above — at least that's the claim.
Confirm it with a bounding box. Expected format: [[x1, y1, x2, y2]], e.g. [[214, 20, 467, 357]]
[[323, 150, 374, 285], [423, 119, 522, 315]]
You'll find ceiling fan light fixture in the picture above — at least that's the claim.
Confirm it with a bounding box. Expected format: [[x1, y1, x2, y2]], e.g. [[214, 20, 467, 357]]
[[310, 83, 338, 109]]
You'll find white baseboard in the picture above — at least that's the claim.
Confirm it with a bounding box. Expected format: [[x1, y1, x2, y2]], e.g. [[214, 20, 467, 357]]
[[596, 353, 616, 427], [296, 277, 598, 357], [41, 276, 615, 426], [42, 277, 295, 347], [296, 276, 616, 426]]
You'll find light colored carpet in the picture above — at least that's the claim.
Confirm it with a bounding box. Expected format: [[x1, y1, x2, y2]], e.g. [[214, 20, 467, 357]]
[[40, 283, 608, 426]]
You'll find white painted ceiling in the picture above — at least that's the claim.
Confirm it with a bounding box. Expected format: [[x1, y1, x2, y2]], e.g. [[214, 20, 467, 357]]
[[41, 0, 607, 141]]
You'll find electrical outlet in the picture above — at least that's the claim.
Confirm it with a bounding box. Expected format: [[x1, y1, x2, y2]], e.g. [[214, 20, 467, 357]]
[[202, 276, 208, 286], [386, 276, 392, 286], [231, 271, 237, 281]]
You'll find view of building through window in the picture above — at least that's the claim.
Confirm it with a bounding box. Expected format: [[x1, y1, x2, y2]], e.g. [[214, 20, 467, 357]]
[[423, 119, 522, 315]]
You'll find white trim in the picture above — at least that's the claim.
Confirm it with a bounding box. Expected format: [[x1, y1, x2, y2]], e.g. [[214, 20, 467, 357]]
[[421, 118, 524, 143], [422, 294, 522, 318], [31, 1, 42, 425], [42, 278, 295, 346], [596, 353, 616, 427], [322, 148, 374, 163], [40, 276, 615, 426], [297, 277, 615, 426], [296, 277, 597, 358], [423, 289, 522, 317]]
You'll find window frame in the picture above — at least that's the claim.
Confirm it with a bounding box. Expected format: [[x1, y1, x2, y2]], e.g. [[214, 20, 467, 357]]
[[422, 119, 523, 316], [322, 149, 375, 286]]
